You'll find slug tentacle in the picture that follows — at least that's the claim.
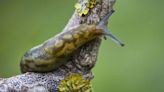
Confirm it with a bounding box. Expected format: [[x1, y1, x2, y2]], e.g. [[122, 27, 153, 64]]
[[101, 26, 125, 46], [97, 10, 115, 27], [97, 9, 124, 46]]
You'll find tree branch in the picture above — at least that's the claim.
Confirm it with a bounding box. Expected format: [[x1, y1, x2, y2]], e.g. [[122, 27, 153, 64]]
[[0, 0, 116, 91]]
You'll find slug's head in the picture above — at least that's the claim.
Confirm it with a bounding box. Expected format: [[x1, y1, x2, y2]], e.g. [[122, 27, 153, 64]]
[[97, 10, 125, 47]]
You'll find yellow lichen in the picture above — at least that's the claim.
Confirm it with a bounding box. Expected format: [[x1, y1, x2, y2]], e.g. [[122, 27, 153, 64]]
[[58, 73, 92, 92], [75, 0, 96, 16]]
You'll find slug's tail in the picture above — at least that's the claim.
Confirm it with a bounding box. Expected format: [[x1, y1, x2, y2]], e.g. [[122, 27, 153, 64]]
[[97, 10, 125, 47]]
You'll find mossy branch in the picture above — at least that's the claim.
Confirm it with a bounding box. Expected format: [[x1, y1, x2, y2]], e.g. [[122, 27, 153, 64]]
[[0, 0, 115, 91]]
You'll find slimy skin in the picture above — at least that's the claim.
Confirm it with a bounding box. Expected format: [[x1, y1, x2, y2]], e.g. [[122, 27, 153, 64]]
[[44, 24, 101, 57], [20, 10, 124, 73], [20, 24, 104, 73]]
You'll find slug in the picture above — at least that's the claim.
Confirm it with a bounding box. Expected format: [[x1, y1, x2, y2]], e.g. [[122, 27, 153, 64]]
[[20, 10, 124, 73]]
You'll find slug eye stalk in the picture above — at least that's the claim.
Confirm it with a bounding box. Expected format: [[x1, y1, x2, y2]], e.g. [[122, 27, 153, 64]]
[[102, 27, 125, 46], [98, 10, 125, 47]]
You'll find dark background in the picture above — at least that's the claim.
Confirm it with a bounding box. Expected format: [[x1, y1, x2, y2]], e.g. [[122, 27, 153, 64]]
[[0, 0, 164, 92]]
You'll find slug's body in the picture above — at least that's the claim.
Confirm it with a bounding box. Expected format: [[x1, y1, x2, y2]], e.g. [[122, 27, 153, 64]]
[[20, 10, 124, 73]]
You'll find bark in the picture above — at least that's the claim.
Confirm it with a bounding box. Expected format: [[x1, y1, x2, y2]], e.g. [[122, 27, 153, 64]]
[[0, 0, 116, 91]]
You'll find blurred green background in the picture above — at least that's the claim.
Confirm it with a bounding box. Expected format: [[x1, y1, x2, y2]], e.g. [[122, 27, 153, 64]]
[[0, 0, 164, 92]]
